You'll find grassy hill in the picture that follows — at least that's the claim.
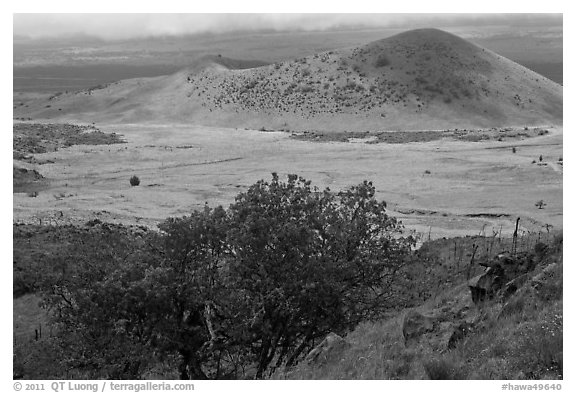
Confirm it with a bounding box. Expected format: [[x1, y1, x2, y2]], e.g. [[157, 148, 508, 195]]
[[15, 29, 562, 131], [277, 233, 563, 380]]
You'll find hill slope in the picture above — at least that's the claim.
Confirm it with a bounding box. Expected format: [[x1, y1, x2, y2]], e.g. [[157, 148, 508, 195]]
[[279, 234, 563, 380], [15, 29, 563, 131]]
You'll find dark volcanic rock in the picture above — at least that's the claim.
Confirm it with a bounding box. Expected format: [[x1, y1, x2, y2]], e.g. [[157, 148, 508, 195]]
[[402, 310, 435, 345]]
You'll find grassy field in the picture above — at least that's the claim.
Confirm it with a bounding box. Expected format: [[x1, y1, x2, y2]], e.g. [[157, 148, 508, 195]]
[[12, 122, 562, 241]]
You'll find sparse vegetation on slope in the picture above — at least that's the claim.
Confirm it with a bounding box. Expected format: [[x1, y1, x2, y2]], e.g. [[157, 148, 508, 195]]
[[277, 233, 562, 380], [14, 29, 563, 131]]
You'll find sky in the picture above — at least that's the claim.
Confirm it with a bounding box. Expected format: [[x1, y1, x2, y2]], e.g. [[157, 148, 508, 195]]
[[13, 13, 563, 41]]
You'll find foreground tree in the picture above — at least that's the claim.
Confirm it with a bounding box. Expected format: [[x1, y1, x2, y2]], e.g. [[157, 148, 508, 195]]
[[225, 174, 414, 377], [39, 174, 414, 379]]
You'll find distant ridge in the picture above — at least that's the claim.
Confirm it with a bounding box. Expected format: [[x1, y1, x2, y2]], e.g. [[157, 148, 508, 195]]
[[15, 28, 562, 131]]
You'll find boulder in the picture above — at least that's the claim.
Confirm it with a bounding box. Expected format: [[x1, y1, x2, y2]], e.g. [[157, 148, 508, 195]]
[[305, 333, 350, 365], [402, 310, 435, 345], [502, 273, 529, 299], [469, 252, 538, 304], [468, 268, 504, 304], [447, 322, 473, 349]]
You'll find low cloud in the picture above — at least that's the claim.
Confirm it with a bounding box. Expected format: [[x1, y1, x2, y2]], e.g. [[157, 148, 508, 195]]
[[14, 13, 562, 41]]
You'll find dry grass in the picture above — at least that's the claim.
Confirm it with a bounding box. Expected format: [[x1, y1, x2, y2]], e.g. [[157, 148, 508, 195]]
[[278, 239, 563, 380]]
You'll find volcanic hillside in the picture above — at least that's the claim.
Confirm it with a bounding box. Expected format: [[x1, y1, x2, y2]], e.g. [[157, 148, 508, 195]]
[[15, 29, 563, 131]]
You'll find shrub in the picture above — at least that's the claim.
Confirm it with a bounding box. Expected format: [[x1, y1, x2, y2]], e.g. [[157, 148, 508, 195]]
[[375, 55, 391, 68], [224, 174, 414, 377], [129, 175, 140, 186], [36, 174, 415, 379]]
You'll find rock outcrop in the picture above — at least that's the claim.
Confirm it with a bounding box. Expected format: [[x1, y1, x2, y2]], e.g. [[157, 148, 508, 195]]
[[402, 310, 435, 345], [468, 252, 538, 304], [305, 333, 350, 365]]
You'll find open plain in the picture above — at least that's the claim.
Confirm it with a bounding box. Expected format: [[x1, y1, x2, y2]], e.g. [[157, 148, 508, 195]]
[[13, 121, 562, 240]]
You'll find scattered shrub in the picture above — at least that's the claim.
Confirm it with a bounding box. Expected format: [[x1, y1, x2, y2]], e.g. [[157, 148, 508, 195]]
[[130, 175, 140, 186], [535, 200, 546, 209], [375, 55, 390, 68]]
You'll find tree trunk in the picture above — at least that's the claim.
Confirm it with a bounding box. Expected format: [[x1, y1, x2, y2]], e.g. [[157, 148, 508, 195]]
[[255, 337, 271, 379], [286, 335, 311, 368], [179, 350, 208, 380]]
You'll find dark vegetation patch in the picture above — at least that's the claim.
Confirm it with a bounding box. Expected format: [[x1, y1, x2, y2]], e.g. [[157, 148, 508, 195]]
[[13, 122, 125, 193], [13, 222, 151, 298], [13, 122, 125, 163], [13, 167, 47, 194], [289, 127, 549, 144]]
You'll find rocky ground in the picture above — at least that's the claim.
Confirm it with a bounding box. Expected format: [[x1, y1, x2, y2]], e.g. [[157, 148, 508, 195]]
[[280, 233, 562, 380]]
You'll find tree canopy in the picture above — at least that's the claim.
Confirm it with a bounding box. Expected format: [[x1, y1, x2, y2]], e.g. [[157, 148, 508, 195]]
[[38, 174, 414, 379]]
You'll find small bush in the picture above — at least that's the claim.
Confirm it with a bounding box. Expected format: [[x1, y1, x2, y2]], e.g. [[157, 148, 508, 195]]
[[535, 200, 546, 209], [130, 175, 140, 187], [375, 55, 390, 68]]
